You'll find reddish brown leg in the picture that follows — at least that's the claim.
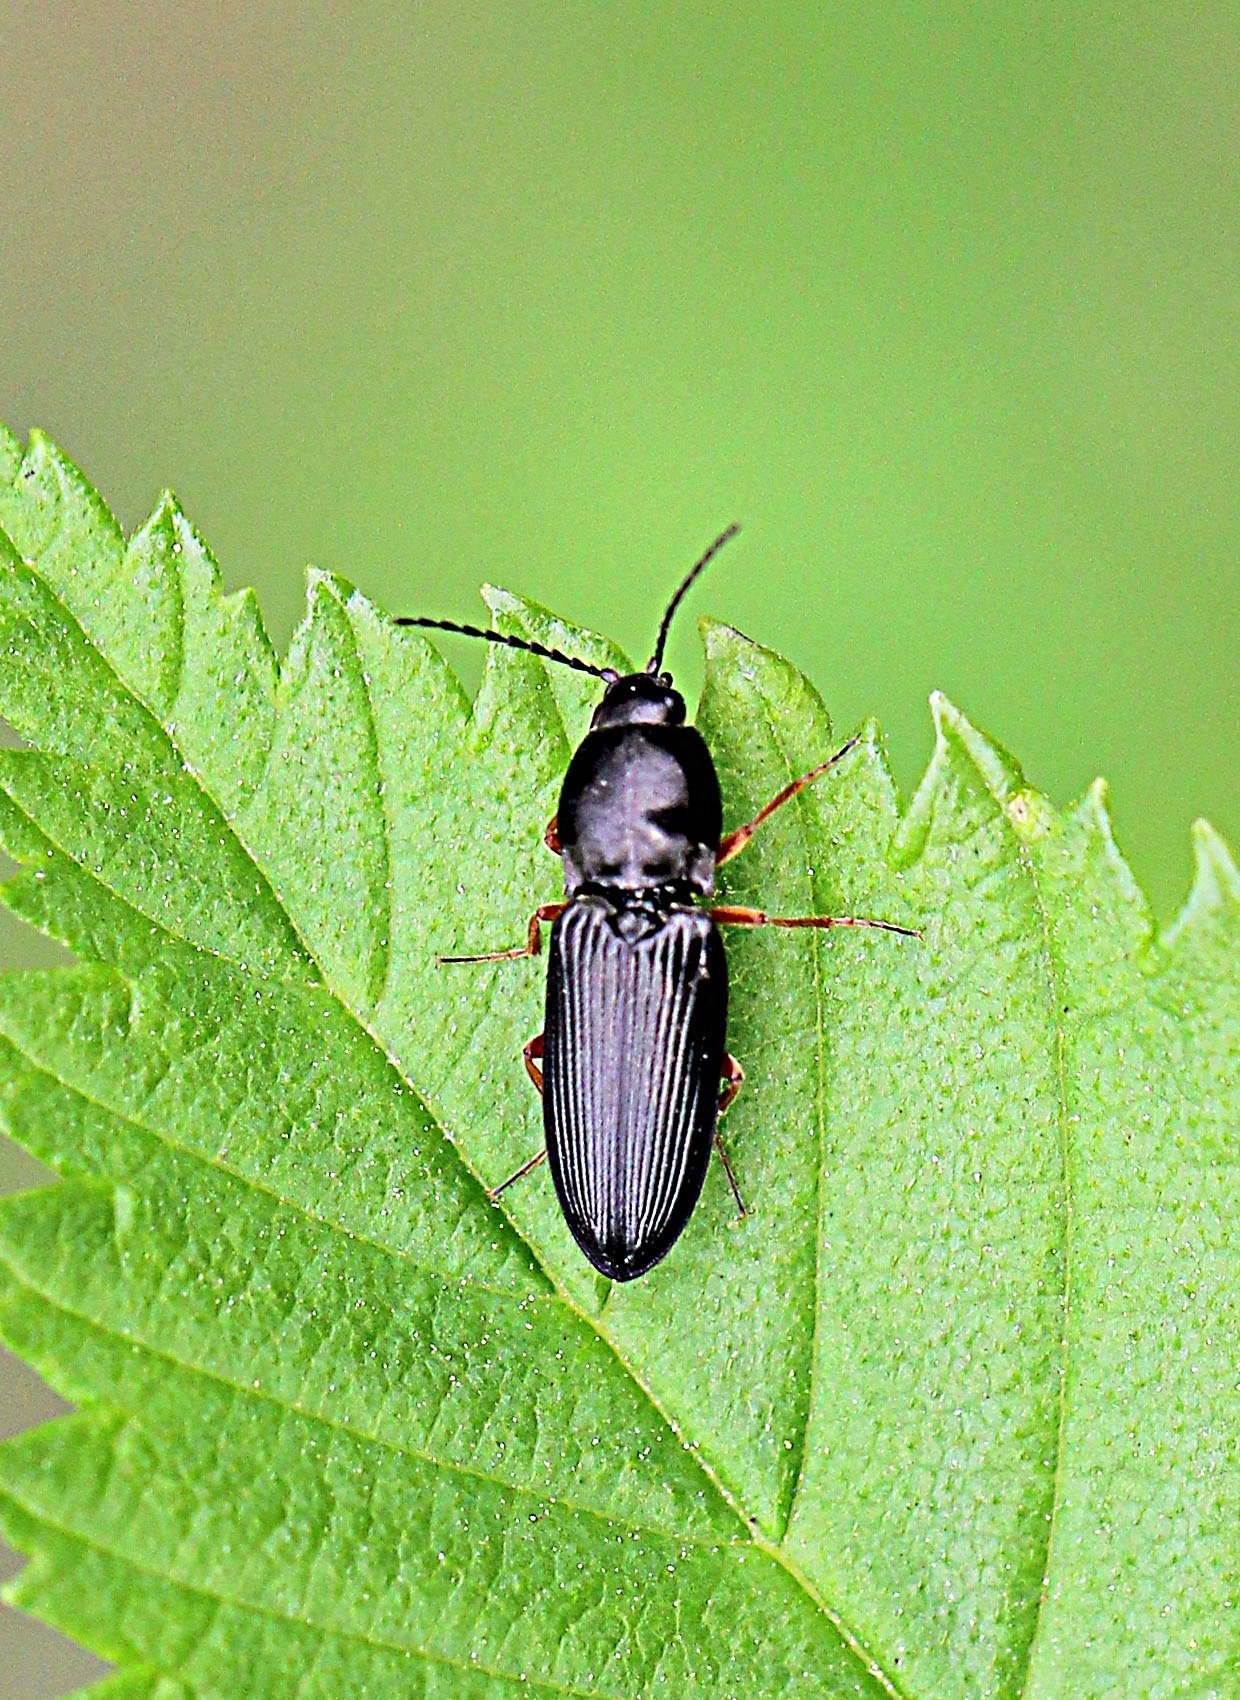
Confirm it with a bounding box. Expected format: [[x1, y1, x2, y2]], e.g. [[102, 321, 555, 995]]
[[489, 1146, 547, 1199], [717, 1051, 744, 1115], [714, 1052, 747, 1217], [523, 1032, 545, 1093], [440, 902, 567, 964], [489, 1035, 547, 1200], [544, 815, 562, 855], [711, 904, 920, 940], [717, 737, 861, 866]]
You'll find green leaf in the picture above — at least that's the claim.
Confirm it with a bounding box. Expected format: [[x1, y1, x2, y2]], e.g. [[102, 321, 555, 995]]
[[0, 425, 1235, 1698]]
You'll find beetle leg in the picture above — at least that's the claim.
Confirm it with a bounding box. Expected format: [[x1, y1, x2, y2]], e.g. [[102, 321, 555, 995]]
[[544, 815, 562, 855], [713, 1133, 747, 1218], [523, 1032, 545, 1093], [710, 904, 920, 939], [487, 1038, 548, 1200], [489, 1146, 547, 1200], [717, 1051, 744, 1115], [714, 1053, 748, 1218], [716, 737, 861, 865], [439, 902, 567, 964]]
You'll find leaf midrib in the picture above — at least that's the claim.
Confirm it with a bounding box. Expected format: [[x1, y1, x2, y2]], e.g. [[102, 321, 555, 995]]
[[518, 651, 908, 1699], [1008, 828, 1076, 1699], [729, 689, 835, 1544]]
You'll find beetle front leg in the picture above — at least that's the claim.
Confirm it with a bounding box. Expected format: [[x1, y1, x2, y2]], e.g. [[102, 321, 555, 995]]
[[714, 1052, 747, 1219], [716, 737, 860, 865], [544, 814, 562, 855], [711, 904, 920, 939], [439, 903, 567, 964]]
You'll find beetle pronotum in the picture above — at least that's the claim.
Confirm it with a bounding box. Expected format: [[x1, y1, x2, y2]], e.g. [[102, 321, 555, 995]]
[[398, 527, 918, 1280]]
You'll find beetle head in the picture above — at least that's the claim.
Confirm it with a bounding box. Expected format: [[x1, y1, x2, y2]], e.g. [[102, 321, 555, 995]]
[[590, 672, 686, 729]]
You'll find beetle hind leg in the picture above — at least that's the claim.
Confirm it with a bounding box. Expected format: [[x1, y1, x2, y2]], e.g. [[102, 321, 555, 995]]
[[488, 1035, 547, 1202], [489, 1147, 547, 1200], [714, 1054, 748, 1218]]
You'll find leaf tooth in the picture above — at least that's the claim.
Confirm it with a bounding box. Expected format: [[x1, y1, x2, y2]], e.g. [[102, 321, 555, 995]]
[[1070, 775, 1146, 900], [303, 563, 357, 607], [1190, 816, 1240, 905], [892, 691, 1032, 870], [1, 430, 125, 584], [0, 420, 20, 482], [853, 713, 900, 814], [927, 690, 1027, 804], [482, 583, 633, 675], [58, 1670, 183, 1700], [1054, 775, 1155, 964], [120, 497, 189, 719], [126, 492, 278, 817], [1164, 817, 1240, 954], [482, 582, 631, 742], [699, 616, 786, 683], [149, 492, 275, 678]]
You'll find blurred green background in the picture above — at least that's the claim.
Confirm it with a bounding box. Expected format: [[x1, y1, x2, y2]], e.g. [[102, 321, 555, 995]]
[[1, 4, 1236, 1689]]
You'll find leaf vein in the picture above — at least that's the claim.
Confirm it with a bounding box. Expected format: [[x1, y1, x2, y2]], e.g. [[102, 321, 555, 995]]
[[0, 1021, 538, 1308], [0, 1253, 748, 1553], [0, 1493, 617, 1700]]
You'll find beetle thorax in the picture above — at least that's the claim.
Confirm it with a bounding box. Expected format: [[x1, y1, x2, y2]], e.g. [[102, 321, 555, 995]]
[[557, 724, 722, 898]]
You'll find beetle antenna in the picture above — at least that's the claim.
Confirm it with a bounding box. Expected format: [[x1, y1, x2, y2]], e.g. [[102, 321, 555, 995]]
[[395, 615, 618, 682], [647, 523, 741, 675]]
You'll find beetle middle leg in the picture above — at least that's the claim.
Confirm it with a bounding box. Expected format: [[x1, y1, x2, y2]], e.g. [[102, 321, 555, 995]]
[[711, 904, 920, 939], [714, 1052, 748, 1218], [440, 903, 567, 964]]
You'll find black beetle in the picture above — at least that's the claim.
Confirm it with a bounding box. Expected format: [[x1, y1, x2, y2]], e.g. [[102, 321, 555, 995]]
[[398, 527, 917, 1280]]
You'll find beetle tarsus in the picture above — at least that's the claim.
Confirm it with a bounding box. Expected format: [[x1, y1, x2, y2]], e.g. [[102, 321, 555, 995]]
[[713, 1131, 748, 1218]]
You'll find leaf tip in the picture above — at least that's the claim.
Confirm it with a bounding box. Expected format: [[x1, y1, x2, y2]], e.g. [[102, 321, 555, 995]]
[[480, 581, 521, 617], [1189, 817, 1240, 909], [22, 429, 82, 494], [929, 691, 1027, 803], [700, 617, 783, 679]]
